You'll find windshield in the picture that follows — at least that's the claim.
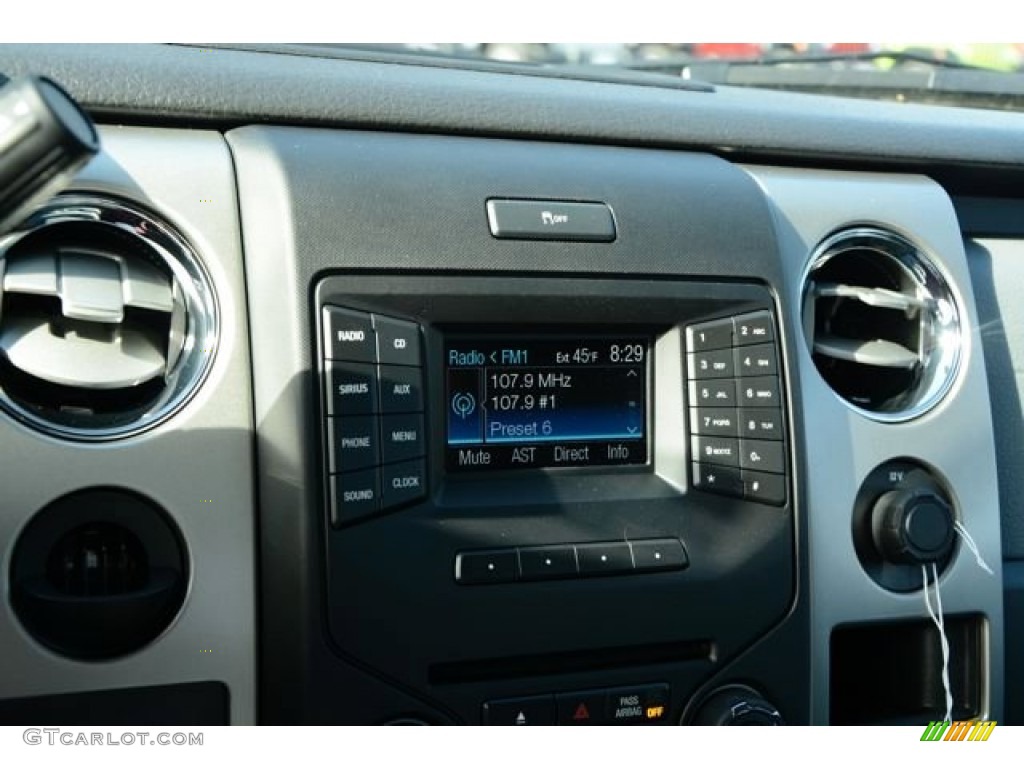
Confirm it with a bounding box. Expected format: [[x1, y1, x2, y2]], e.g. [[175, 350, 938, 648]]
[[281, 43, 1024, 112], [369, 43, 1024, 71]]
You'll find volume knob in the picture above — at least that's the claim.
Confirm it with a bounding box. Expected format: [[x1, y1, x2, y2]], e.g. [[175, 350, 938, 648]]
[[691, 686, 784, 725]]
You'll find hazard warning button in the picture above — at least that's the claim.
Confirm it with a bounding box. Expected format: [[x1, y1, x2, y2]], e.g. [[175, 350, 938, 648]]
[[556, 690, 608, 726]]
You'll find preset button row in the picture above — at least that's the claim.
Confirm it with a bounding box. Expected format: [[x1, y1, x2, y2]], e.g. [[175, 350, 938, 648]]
[[456, 538, 688, 585]]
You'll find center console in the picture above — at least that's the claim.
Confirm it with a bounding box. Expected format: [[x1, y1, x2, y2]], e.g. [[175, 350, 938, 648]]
[[227, 125, 1003, 725], [311, 276, 794, 724]]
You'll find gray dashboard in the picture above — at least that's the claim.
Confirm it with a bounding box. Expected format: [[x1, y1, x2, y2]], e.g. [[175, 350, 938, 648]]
[[0, 43, 1020, 726]]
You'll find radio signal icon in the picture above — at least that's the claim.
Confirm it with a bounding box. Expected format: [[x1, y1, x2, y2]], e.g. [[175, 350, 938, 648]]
[[451, 392, 477, 419]]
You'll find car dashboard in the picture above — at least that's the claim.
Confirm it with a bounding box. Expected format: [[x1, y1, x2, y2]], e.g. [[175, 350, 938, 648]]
[[0, 43, 1021, 726]]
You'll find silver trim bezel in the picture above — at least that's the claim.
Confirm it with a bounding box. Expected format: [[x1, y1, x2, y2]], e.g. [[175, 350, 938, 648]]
[[801, 226, 963, 423], [0, 194, 219, 441]]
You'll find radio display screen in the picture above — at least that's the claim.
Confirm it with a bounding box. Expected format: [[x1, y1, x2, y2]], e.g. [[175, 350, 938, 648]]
[[445, 335, 649, 471]]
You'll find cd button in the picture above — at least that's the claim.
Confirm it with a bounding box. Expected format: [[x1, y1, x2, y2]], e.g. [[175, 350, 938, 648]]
[[373, 314, 422, 367]]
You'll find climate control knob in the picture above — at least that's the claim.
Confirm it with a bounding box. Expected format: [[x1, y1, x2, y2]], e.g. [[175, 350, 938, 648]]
[[690, 686, 784, 725]]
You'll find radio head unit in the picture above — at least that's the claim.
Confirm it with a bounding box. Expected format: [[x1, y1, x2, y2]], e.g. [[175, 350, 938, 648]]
[[444, 335, 650, 471]]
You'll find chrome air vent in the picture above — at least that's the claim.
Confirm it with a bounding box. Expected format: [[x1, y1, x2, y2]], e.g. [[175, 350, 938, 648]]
[[801, 228, 961, 421], [0, 195, 217, 440]]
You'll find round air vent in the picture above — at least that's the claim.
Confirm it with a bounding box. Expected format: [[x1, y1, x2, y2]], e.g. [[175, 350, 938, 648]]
[[801, 228, 962, 421], [10, 488, 188, 660], [0, 195, 217, 440]]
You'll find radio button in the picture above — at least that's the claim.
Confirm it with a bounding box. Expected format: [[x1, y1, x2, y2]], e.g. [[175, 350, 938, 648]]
[[736, 376, 780, 407], [380, 458, 427, 510], [742, 470, 787, 506], [691, 462, 743, 496], [518, 545, 578, 581], [687, 348, 735, 380], [734, 343, 777, 377], [373, 314, 422, 367], [737, 408, 784, 440], [456, 550, 518, 585], [327, 416, 380, 472], [380, 413, 425, 464], [738, 439, 786, 474], [325, 361, 379, 416], [691, 436, 739, 467], [323, 306, 376, 362], [688, 379, 736, 407], [330, 468, 380, 527], [379, 364, 424, 413], [686, 318, 733, 352], [690, 407, 738, 437], [577, 542, 634, 576], [631, 539, 689, 572], [733, 311, 774, 347]]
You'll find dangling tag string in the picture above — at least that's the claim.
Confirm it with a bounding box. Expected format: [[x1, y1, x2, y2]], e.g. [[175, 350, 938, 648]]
[[922, 563, 953, 723], [954, 520, 994, 576]]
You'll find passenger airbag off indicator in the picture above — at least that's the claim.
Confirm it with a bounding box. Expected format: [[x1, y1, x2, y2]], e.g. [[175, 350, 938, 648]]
[[606, 684, 671, 724]]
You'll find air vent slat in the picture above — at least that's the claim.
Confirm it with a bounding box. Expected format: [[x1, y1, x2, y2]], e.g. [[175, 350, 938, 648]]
[[812, 282, 928, 313], [813, 335, 919, 369], [3, 251, 58, 296], [120, 257, 175, 312], [1, 313, 166, 388], [58, 249, 124, 323], [802, 228, 961, 421]]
